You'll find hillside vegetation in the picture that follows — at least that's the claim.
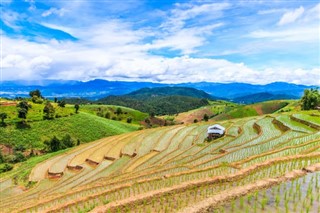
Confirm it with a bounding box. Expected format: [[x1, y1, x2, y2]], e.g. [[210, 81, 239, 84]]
[[213, 100, 291, 121], [1, 110, 320, 212], [126, 86, 215, 99], [233, 92, 298, 104], [79, 104, 148, 124], [166, 100, 237, 124], [0, 112, 138, 149], [99, 95, 209, 115]]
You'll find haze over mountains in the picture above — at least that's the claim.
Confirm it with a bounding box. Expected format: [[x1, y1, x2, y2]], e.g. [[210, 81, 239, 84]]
[[0, 79, 316, 103], [0, 80, 313, 103]]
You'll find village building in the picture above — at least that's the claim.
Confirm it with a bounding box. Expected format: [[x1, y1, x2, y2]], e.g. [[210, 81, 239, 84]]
[[207, 124, 225, 140]]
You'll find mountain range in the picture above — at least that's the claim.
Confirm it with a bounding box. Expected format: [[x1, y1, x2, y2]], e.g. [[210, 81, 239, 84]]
[[0, 79, 314, 102]]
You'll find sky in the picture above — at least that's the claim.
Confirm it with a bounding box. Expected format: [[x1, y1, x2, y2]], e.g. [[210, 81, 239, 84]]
[[1, 0, 319, 85]]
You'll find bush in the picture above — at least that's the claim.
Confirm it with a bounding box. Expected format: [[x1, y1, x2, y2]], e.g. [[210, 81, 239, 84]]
[[44, 135, 75, 152], [61, 134, 74, 148], [5, 152, 26, 163], [0, 163, 13, 173], [14, 152, 27, 162], [32, 96, 44, 104], [105, 112, 111, 119], [43, 102, 55, 120], [14, 144, 26, 152], [58, 100, 66, 107], [126, 117, 133, 123]]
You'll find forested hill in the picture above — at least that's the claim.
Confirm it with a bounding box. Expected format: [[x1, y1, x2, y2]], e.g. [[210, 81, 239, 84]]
[[98, 95, 209, 116], [97, 87, 213, 115], [126, 86, 217, 100]]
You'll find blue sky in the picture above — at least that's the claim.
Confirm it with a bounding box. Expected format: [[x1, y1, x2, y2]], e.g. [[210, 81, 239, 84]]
[[1, 0, 319, 85]]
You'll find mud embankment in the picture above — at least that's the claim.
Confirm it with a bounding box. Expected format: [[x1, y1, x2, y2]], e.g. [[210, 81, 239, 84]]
[[180, 163, 320, 213], [90, 153, 320, 213]]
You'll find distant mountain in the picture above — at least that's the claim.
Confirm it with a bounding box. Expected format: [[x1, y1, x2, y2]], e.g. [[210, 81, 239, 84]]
[[178, 82, 312, 99], [126, 86, 217, 100], [0, 79, 314, 101], [233, 92, 299, 104]]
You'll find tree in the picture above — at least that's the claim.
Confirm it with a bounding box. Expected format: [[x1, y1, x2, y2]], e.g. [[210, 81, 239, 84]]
[[0, 150, 4, 163], [0, 163, 13, 173], [29, 89, 42, 98], [18, 108, 28, 119], [116, 107, 122, 115], [44, 136, 62, 152], [301, 88, 320, 110], [61, 134, 74, 148], [150, 112, 155, 118], [126, 117, 133, 123], [105, 112, 111, 119], [43, 102, 55, 120], [203, 114, 209, 122], [194, 119, 198, 123], [54, 97, 58, 103], [74, 104, 80, 113], [58, 100, 66, 107], [17, 101, 31, 111], [0, 113, 8, 124]]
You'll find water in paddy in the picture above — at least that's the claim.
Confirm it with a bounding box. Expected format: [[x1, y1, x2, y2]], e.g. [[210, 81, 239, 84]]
[[212, 172, 320, 213]]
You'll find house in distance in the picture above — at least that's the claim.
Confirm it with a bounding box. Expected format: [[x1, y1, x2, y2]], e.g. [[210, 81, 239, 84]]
[[207, 124, 225, 140]]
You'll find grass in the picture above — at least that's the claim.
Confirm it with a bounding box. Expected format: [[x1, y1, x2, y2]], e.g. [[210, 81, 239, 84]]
[[166, 100, 237, 124], [213, 100, 292, 121], [0, 112, 138, 149], [80, 104, 148, 124], [0, 101, 75, 124]]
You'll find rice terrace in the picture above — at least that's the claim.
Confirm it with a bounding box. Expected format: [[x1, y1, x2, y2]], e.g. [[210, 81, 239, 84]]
[[1, 103, 320, 212], [1, 0, 320, 212]]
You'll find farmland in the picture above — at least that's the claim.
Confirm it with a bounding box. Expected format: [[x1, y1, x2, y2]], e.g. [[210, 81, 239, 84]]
[[0, 109, 319, 212]]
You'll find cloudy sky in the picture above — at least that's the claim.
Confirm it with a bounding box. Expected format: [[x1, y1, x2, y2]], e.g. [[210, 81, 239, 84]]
[[1, 0, 319, 85]]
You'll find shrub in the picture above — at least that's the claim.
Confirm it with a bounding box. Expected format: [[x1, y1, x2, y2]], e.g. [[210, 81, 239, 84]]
[[43, 102, 55, 120], [58, 100, 66, 107], [105, 112, 111, 119], [61, 134, 74, 148], [126, 117, 133, 123], [203, 114, 209, 121], [0, 163, 13, 173]]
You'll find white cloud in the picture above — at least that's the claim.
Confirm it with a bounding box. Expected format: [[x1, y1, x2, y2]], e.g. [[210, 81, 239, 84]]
[[258, 8, 288, 15], [278, 6, 304, 26], [249, 26, 318, 42], [162, 2, 230, 31], [42, 8, 67, 17], [149, 24, 223, 54], [1, 1, 319, 86], [1, 11, 21, 30], [1, 34, 319, 85]]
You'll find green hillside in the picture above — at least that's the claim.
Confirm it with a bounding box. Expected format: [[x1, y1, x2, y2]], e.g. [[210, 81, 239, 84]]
[[0, 101, 75, 124], [80, 104, 148, 124], [0, 112, 138, 149], [213, 100, 291, 121], [164, 100, 237, 124]]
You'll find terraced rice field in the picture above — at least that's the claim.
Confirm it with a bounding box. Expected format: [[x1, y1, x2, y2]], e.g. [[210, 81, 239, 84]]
[[0, 112, 320, 213]]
